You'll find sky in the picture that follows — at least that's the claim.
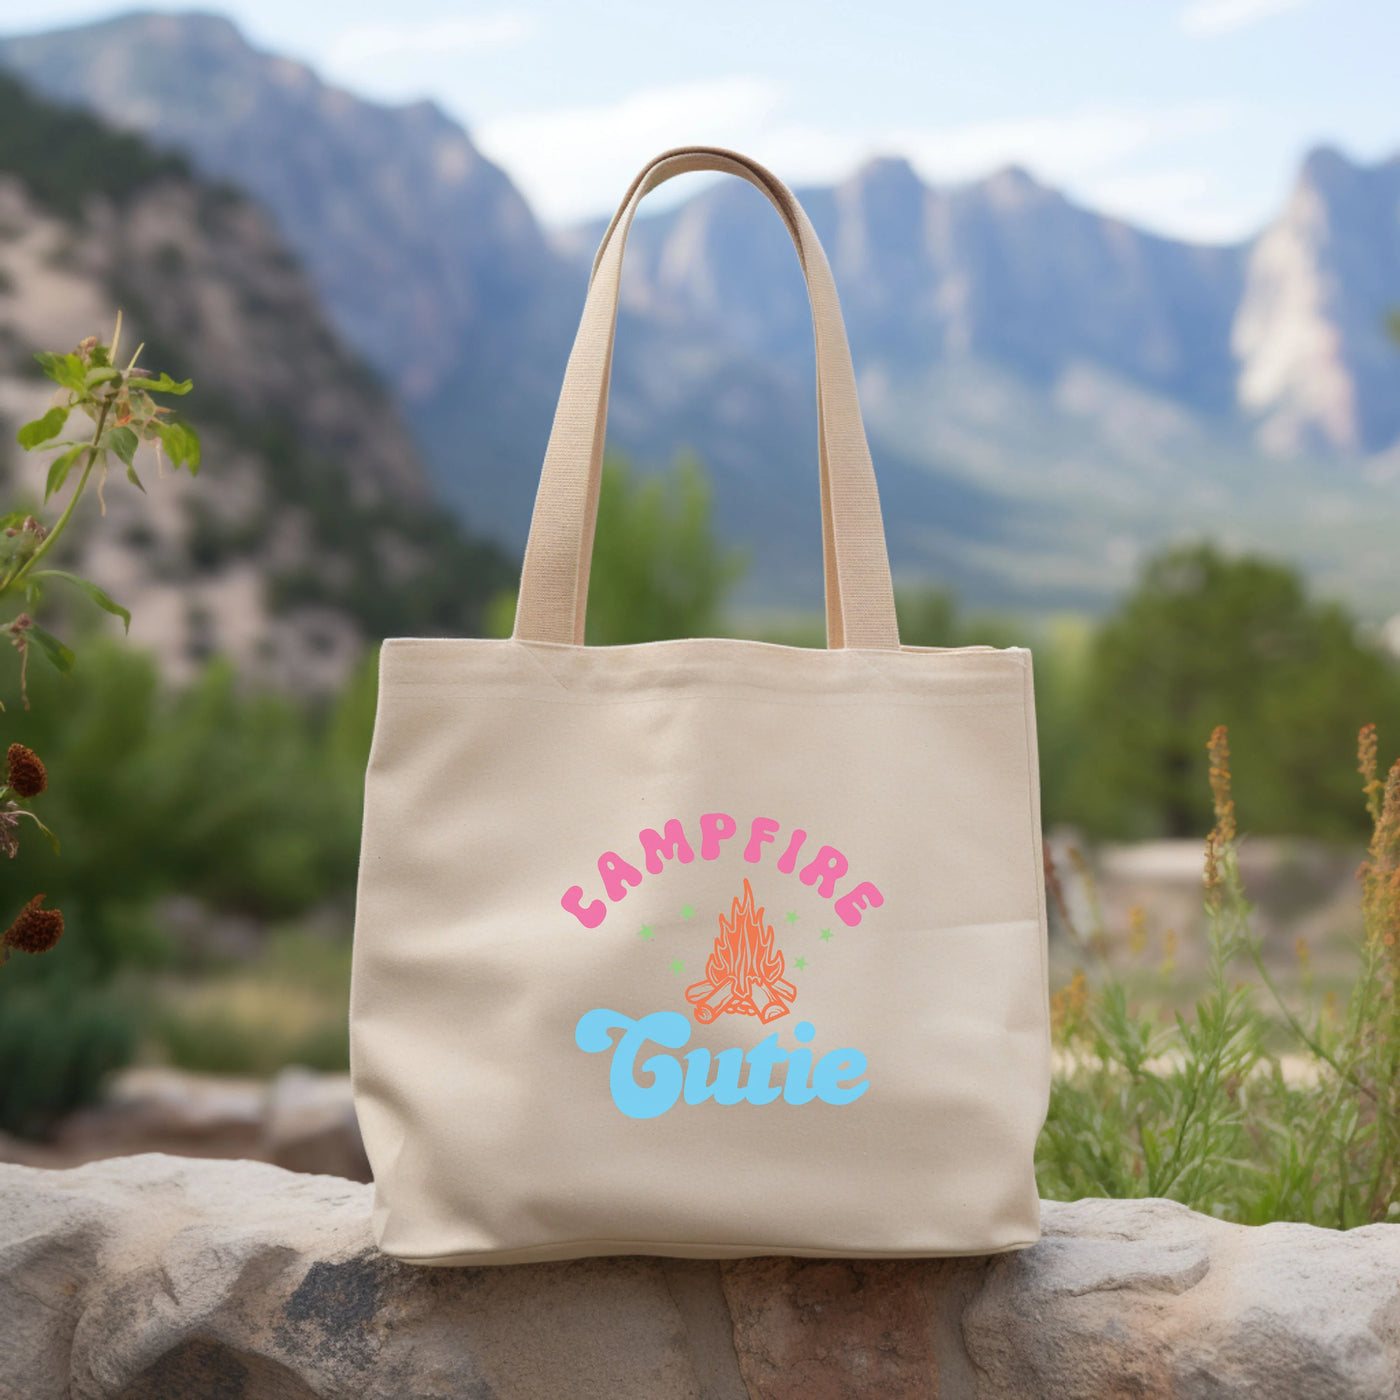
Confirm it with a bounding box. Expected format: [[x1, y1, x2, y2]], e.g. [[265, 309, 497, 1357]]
[[1, 0, 1398, 242]]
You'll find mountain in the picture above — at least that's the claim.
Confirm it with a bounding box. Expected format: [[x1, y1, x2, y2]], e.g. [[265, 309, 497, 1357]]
[[1235, 147, 1400, 456], [610, 158, 1245, 415], [0, 10, 577, 533], [0, 71, 512, 689], [599, 154, 1400, 610], [3, 12, 1400, 617]]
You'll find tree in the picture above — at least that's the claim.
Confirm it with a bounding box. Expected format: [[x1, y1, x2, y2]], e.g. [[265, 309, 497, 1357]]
[[491, 455, 747, 645], [1062, 545, 1400, 839]]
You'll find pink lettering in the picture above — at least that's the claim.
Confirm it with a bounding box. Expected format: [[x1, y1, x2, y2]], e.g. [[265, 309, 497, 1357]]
[[800, 845, 849, 898], [835, 881, 883, 927], [699, 812, 737, 861], [639, 820, 695, 875], [777, 829, 806, 874], [562, 886, 606, 929], [744, 816, 780, 863], [598, 852, 643, 902]]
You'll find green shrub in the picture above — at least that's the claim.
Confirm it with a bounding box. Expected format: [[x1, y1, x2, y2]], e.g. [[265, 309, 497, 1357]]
[[1062, 545, 1400, 839], [149, 928, 352, 1076], [0, 976, 137, 1135], [1040, 724, 1400, 1226], [488, 455, 747, 644]]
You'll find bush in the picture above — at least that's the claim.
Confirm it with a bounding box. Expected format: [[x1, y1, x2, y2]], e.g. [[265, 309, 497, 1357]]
[[489, 455, 747, 644], [0, 644, 376, 1127], [1040, 724, 1400, 1227], [0, 977, 137, 1135], [0, 643, 372, 982], [1062, 545, 1400, 839], [150, 929, 352, 1077]]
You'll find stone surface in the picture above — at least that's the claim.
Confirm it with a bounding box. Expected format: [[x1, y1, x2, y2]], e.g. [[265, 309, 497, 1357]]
[[261, 1068, 371, 1183], [0, 1068, 370, 1182], [2, 1155, 1400, 1399]]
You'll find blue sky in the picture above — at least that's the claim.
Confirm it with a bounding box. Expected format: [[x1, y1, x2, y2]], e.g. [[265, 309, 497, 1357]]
[[3, 0, 1398, 241]]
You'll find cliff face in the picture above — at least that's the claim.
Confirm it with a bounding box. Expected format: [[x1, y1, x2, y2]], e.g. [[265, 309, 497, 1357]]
[[1233, 148, 1400, 455], [0, 75, 512, 690], [0, 11, 577, 528], [614, 158, 1245, 415]]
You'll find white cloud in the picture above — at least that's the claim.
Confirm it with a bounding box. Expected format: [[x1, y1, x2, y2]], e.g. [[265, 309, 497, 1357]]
[[1073, 168, 1260, 243], [474, 77, 787, 225], [476, 82, 1252, 241], [895, 103, 1237, 184], [1178, 0, 1311, 38], [324, 14, 536, 75]]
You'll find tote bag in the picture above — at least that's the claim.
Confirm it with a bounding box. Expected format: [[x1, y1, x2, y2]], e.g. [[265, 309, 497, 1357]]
[[351, 146, 1051, 1265]]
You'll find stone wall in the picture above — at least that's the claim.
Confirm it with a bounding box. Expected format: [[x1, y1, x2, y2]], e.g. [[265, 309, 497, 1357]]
[[3, 1155, 1399, 1398]]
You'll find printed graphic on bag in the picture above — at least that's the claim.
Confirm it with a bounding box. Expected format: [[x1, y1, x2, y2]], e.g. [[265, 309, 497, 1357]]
[[560, 812, 884, 930], [686, 879, 796, 1023], [570, 814, 877, 1119]]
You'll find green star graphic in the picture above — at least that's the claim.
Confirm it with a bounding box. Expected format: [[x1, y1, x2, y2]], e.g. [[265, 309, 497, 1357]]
[[637, 924, 655, 941], [680, 904, 696, 920], [819, 928, 833, 942], [670, 957, 685, 975], [784, 910, 799, 925], [794, 956, 809, 971]]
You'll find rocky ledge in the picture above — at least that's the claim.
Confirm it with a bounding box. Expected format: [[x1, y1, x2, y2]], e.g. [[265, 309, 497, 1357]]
[[2, 1155, 1399, 1400]]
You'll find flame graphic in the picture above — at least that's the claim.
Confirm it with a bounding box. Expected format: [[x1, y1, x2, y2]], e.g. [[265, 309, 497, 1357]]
[[684, 879, 797, 1023]]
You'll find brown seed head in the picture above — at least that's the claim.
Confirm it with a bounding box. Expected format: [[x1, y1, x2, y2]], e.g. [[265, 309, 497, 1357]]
[[2, 894, 63, 954], [1049, 968, 1090, 1043], [6, 743, 46, 798], [1204, 725, 1236, 897], [1361, 758, 1400, 964], [1360, 724, 1383, 824], [1207, 725, 1236, 844]]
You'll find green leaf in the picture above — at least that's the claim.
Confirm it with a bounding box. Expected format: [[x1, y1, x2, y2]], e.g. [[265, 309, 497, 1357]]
[[34, 569, 131, 633], [27, 621, 74, 675], [34, 352, 87, 391], [155, 419, 201, 474], [126, 463, 145, 494], [83, 366, 120, 390], [24, 582, 41, 608], [0, 512, 28, 531], [128, 372, 193, 396], [17, 406, 70, 450], [105, 424, 139, 467], [44, 444, 86, 501]]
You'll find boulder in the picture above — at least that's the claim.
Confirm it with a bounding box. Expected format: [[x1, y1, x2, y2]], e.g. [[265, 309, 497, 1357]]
[[260, 1068, 370, 1183], [0, 1067, 369, 1181], [2, 1154, 1399, 1399]]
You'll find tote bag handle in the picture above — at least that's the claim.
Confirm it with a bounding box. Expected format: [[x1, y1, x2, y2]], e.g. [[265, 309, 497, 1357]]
[[513, 146, 900, 651]]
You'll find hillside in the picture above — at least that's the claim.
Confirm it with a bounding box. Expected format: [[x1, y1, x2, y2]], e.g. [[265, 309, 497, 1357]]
[[0, 72, 513, 689], [0, 12, 576, 528]]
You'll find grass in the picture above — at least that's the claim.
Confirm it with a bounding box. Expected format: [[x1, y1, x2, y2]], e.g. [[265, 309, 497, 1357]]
[[147, 928, 351, 1077], [1039, 724, 1400, 1227]]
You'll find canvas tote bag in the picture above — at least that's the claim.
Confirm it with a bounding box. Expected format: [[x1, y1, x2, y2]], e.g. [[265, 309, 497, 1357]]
[[351, 146, 1051, 1266]]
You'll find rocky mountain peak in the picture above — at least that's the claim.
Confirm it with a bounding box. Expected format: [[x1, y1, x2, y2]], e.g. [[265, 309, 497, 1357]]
[[1233, 144, 1400, 454], [0, 9, 570, 526]]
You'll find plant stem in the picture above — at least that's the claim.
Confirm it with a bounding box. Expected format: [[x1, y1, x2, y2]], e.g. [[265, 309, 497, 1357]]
[[7, 401, 110, 594]]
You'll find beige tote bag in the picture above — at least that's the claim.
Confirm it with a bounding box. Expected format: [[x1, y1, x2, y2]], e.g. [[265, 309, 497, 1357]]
[[351, 147, 1050, 1266]]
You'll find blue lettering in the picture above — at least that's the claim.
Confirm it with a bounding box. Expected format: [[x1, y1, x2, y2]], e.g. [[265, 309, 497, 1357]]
[[576, 1010, 870, 1117]]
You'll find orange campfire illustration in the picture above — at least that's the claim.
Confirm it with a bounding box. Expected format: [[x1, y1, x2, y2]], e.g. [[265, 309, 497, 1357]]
[[685, 879, 797, 1023]]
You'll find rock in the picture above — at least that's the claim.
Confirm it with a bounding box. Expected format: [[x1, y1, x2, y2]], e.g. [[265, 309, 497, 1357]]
[[261, 1068, 370, 1183], [0, 1068, 370, 1181], [2, 1156, 1400, 1399]]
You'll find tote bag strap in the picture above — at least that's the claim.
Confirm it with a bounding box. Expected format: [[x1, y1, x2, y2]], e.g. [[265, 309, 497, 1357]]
[[512, 146, 901, 651]]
